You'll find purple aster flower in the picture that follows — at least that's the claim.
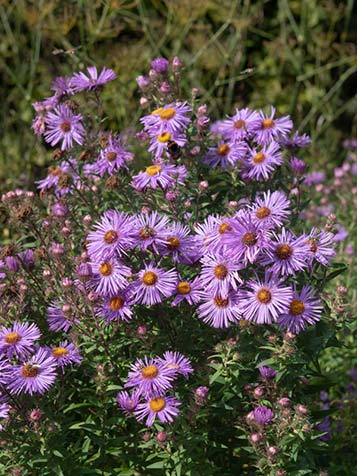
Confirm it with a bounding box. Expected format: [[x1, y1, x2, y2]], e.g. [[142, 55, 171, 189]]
[[87, 210, 136, 261], [258, 366, 277, 380], [333, 225, 349, 242], [305, 228, 335, 266], [132, 163, 187, 191], [277, 285, 323, 334], [36, 158, 80, 197], [70, 66, 116, 92], [290, 156, 307, 175], [116, 390, 140, 412], [239, 274, 292, 324], [134, 395, 180, 427], [221, 213, 268, 264], [262, 228, 310, 276], [0, 403, 9, 420], [0, 358, 11, 384], [125, 356, 175, 398], [280, 131, 311, 148], [91, 136, 133, 176], [219, 108, 261, 142], [202, 141, 246, 169], [194, 215, 240, 254], [90, 258, 131, 297], [172, 277, 203, 306], [18, 249, 35, 270], [249, 190, 290, 229], [141, 103, 191, 134], [49, 341, 82, 371], [148, 130, 186, 158], [253, 107, 293, 144], [4, 256, 19, 272], [47, 301, 78, 332], [304, 171, 326, 186], [199, 253, 242, 297], [244, 142, 283, 181], [132, 211, 170, 253], [51, 76, 74, 96], [253, 406, 274, 426], [0, 322, 41, 358], [159, 222, 199, 264], [197, 290, 242, 328], [315, 416, 332, 441], [132, 262, 177, 306], [151, 57, 169, 74], [157, 351, 193, 379], [44, 104, 85, 151], [32, 115, 47, 135], [95, 290, 134, 323], [7, 348, 57, 396], [32, 96, 59, 114]]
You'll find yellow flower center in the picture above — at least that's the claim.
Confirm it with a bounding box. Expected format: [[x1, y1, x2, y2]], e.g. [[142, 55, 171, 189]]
[[166, 237, 180, 251], [100, 262, 113, 276], [242, 232, 258, 247], [142, 271, 158, 286], [146, 164, 162, 176], [255, 206, 271, 219], [60, 121, 71, 133], [157, 132, 171, 143], [141, 365, 159, 379], [275, 244, 293, 260], [149, 397, 166, 412], [306, 239, 318, 253], [106, 151, 117, 162], [214, 295, 229, 307], [253, 152, 266, 164], [289, 299, 305, 316], [104, 230, 118, 244], [218, 222, 232, 234], [21, 363, 39, 378], [52, 347, 69, 358], [217, 144, 230, 156], [262, 118, 275, 129], [109, 296, 125, 310], [234, 119, 246, 129], [214, 264, 228, 280], [177, 281, 191, 295], [5, 332, 22, 345], [151, 107, 164, 116], [257, 289, 272, 304], [49, 167, 62, 176], [139, 226, 155, 239], [159, 107, 176, 120]]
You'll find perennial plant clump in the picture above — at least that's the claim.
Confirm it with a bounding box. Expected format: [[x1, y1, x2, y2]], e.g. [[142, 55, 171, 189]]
[[0, 58, 354, 475]]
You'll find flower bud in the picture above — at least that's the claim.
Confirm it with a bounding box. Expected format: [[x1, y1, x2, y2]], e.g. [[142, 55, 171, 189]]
[[83, 215, 92, 226], [42, 269, 52, 278], [296, 404, 309, 416], [253, 386, 264, 398], [165, 190, 179, 202], [160, 81, 171, 94], [249, 432, 261, 444], [172, 56, 183, 72], [29, 408, 44, 422], [267, 446, 279, 457], [136, 75, 150, 90], [87, 291, 99, 302], [197, 104, 208, 116], [228, 201, 238, 210], [245, 411, 255, 424], [194, 386, 209, 405], [151, 57, 169, 74], [137, 325, 147, 337], [51, 202, 68, 218], [278, 397, 291, 408], [190, 146, 201, 155], [156, 431, 168, 443], [61, 304, 71, 314], [139, 97, 149, 109], [62, 278, 73, 289]]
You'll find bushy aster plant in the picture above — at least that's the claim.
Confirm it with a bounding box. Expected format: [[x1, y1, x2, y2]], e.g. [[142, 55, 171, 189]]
[[0, 58, 352, 476]]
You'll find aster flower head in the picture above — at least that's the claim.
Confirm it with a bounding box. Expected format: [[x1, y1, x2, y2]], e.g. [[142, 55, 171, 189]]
[[290, 156, 307, 175], [0, 322, 41, 358], [134, 395, 180, 427], [253, 107, 293, 145], [258, 366, 277, 380], [221, 213, 268, 264], [132, 163, 187, 191], [116, 390, 140, 412], [148, 130, 186, 158], [92, 136, 133, 176], [239, 273, 292, 324], [253, 406, 274, 426], [90, 258, 132, 297], [277, 285, 323, 334], [249, 190, 290, 229], [159, 222, 199, 264], [244, 142, 283, 181], [132, 211, 170, 253], [125, 356, 176, 398], [132, 262, 177, 306], [141, 102, 191, 135], [172, 277, 203, 306], [197, 290, 242, 328], [304, 171, 326, 186], [280, 131, 311, 148], [157, 351, 193, 379], [7, 348, 57, 396], [262, 228, 310, 276], [44, 104, 85, 151], [87, 210, 137, 261], [219, 108, 261, 142], [51, 76, 74, 96], [199, 253, 243, 297], [202, 141, 247, 169], [36, 158, 80, 197], [47, 301, 78, 332], [70, 66, 116, 92], [305, 228, 335, 266], [95, 290, 134, 323], [151, 57, 169, 74], [49, 341, 82, 371]]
